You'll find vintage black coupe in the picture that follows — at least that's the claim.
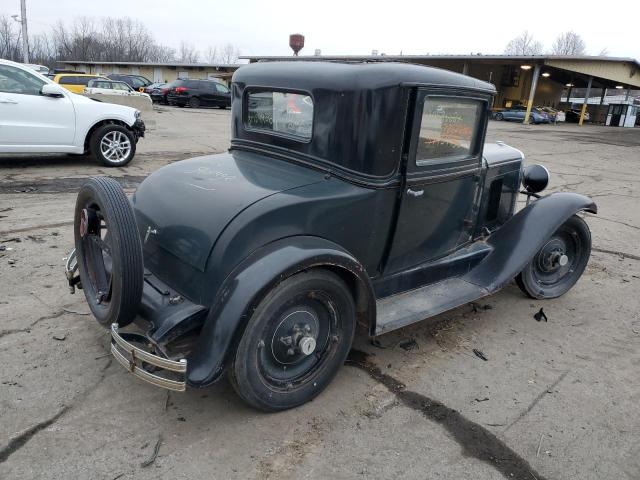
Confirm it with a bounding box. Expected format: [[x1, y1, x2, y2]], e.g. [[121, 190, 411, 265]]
[[65, 62, 596, 411]]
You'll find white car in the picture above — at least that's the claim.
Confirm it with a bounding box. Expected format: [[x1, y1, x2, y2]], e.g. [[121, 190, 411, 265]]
[[0, 59, 145, 167], [84, 79, 151, 100]]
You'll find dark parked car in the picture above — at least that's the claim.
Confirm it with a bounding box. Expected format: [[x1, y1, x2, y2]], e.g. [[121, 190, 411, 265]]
[[166, 79, 231, 108], [106, 74, 153, 91], [144, 82, 169, 103], [494, 105, 549, 124], [65, 62, 596, 411]]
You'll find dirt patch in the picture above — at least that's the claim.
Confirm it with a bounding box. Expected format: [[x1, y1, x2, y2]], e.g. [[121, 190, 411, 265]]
[[346, 349, 546, 480]]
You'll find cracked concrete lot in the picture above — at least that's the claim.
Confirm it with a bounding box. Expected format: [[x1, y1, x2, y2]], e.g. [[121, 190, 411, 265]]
[[1, 107, 639, 480]]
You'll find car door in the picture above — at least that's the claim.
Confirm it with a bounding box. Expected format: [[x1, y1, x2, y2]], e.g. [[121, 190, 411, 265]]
[[384, 89, 489, 274], [215, 83, 231, 106], [0, 64, 75, 148], [200, 81, 216, 106], [113, 82, 131, 96]]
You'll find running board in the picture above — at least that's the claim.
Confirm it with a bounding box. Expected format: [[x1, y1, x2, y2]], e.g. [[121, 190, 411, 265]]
[[375, 278, 489, 335]]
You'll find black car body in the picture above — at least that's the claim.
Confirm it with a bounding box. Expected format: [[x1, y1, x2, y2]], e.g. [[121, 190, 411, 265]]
[[166, 79, 231, 108], [144, 83, 168, 103], [67, 62, 596, 411], [106, 74, 153, 91]]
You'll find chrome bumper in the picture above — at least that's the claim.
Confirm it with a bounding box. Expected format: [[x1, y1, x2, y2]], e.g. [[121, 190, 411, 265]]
[[110, 323, 187, 391]]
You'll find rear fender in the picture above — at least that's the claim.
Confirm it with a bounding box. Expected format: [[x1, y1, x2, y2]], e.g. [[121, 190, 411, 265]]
[[186, 236, 375, 387], [466, 192, 596, 291]]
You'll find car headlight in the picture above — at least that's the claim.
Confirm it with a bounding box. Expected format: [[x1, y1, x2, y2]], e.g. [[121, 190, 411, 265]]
[[522, 164, 550, 193], [134, 110, 141, 119]]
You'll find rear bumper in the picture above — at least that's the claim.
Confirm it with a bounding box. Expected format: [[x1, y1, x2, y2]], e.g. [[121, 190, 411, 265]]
[[111, 323, 187, 391]]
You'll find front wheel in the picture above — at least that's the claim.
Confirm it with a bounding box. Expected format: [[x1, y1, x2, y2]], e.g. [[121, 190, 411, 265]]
[[90, 124, 136, 167], [516, 215, 591, 299], [495, 112, 504, 121], [229, 270, 356, 411]]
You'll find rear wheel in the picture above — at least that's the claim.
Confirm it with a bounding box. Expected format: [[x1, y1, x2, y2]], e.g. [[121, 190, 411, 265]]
[[516, 215, 591, 299], [189, 96, 201, 108], [229, 270, 356, 411], [74, 177, 144, 327]]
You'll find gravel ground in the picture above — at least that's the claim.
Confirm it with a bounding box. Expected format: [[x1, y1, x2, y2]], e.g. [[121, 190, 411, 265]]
[[1, 107, 638, 480]]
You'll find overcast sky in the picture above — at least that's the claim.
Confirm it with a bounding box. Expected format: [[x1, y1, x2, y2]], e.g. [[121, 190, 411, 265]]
[[15, 0, 640, 60]]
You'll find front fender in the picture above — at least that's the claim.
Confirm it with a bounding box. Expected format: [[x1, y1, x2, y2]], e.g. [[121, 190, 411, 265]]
[[466, 192, 596, 292], [186, 236, 375, 387]]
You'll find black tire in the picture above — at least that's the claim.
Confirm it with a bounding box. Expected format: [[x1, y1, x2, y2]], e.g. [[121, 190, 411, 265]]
[[516, 215, 591, 299], [90, 124, 136, 167], [74, 177, 144, 327], [495, 112, 504, 121], [218, 104, 228, 110], [189, 96, 201, 108], [229, 270, 356, 411]]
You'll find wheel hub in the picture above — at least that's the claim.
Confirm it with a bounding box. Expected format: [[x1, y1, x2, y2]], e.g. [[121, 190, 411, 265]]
[[538, 239, 569, 272], [270, 310, 319, 365]]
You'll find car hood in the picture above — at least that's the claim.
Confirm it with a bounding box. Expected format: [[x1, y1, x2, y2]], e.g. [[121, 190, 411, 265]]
[[68, 91, 138, 118], [132, 150, 325, 271]]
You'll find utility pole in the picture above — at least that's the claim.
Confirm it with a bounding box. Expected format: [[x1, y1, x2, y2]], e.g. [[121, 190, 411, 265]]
[[19, 0, 29, 63]]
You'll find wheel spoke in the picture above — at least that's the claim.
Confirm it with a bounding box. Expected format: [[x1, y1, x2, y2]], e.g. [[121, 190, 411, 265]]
[[88, 234, 111, 255]]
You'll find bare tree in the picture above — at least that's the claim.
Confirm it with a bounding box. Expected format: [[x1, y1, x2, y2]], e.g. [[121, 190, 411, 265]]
[[551, 31, 586, 55], [504, 30, 544, 55], [204, 45, 218, 64], [149, 44, 176, 63], [217, 43, 240, 64], [598, 47, 609, 57], [0, 14, 24, 61], [178, 41, 199, 63]]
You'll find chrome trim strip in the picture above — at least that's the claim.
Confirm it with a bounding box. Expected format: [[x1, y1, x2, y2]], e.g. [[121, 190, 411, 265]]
[[111, 324, 186, 373]]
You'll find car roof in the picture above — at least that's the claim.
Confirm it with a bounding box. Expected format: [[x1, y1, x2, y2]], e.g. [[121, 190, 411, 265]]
[[233, 61, 496, 94], [56, 73, 105, 78], [231, 61, 496, 184]]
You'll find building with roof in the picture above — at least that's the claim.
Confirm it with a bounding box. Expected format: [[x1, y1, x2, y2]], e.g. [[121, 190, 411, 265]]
[[56, 61, 242, 85], [241, 54, 640, 125]]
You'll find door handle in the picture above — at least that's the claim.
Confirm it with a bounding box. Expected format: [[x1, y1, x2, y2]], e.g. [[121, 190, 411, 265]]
[[0, 98, 18, 104], [407, 188, 424, 197]]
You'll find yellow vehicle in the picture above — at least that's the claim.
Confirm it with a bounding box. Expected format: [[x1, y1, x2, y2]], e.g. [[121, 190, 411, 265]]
[[52, 73, 109, 94]]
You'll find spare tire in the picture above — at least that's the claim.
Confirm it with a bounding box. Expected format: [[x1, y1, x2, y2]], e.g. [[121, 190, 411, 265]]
[[74, 177, 144, 327]]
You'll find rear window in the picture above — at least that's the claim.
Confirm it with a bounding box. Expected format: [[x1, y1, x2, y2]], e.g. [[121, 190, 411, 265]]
[[246, 91, 313, 141], [58, 76, 76, 85], [416, 97, 483, 165], [89, 80, 111, 88]]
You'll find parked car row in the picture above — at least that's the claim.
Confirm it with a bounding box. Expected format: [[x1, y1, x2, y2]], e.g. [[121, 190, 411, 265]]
[[492, 105, 589, 124], [45, 72, 230, 109]]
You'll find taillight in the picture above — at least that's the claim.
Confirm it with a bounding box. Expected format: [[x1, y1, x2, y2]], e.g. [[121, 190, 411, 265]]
[[175, 87, 187, 93], [161, 88, 168, 94]]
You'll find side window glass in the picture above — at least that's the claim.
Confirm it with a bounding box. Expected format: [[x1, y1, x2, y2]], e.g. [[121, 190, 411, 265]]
[[416, 97, 482, 165], [216, 83, 229, 93], [246, 90, 313, 140], [0, 65, 46, 95]]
